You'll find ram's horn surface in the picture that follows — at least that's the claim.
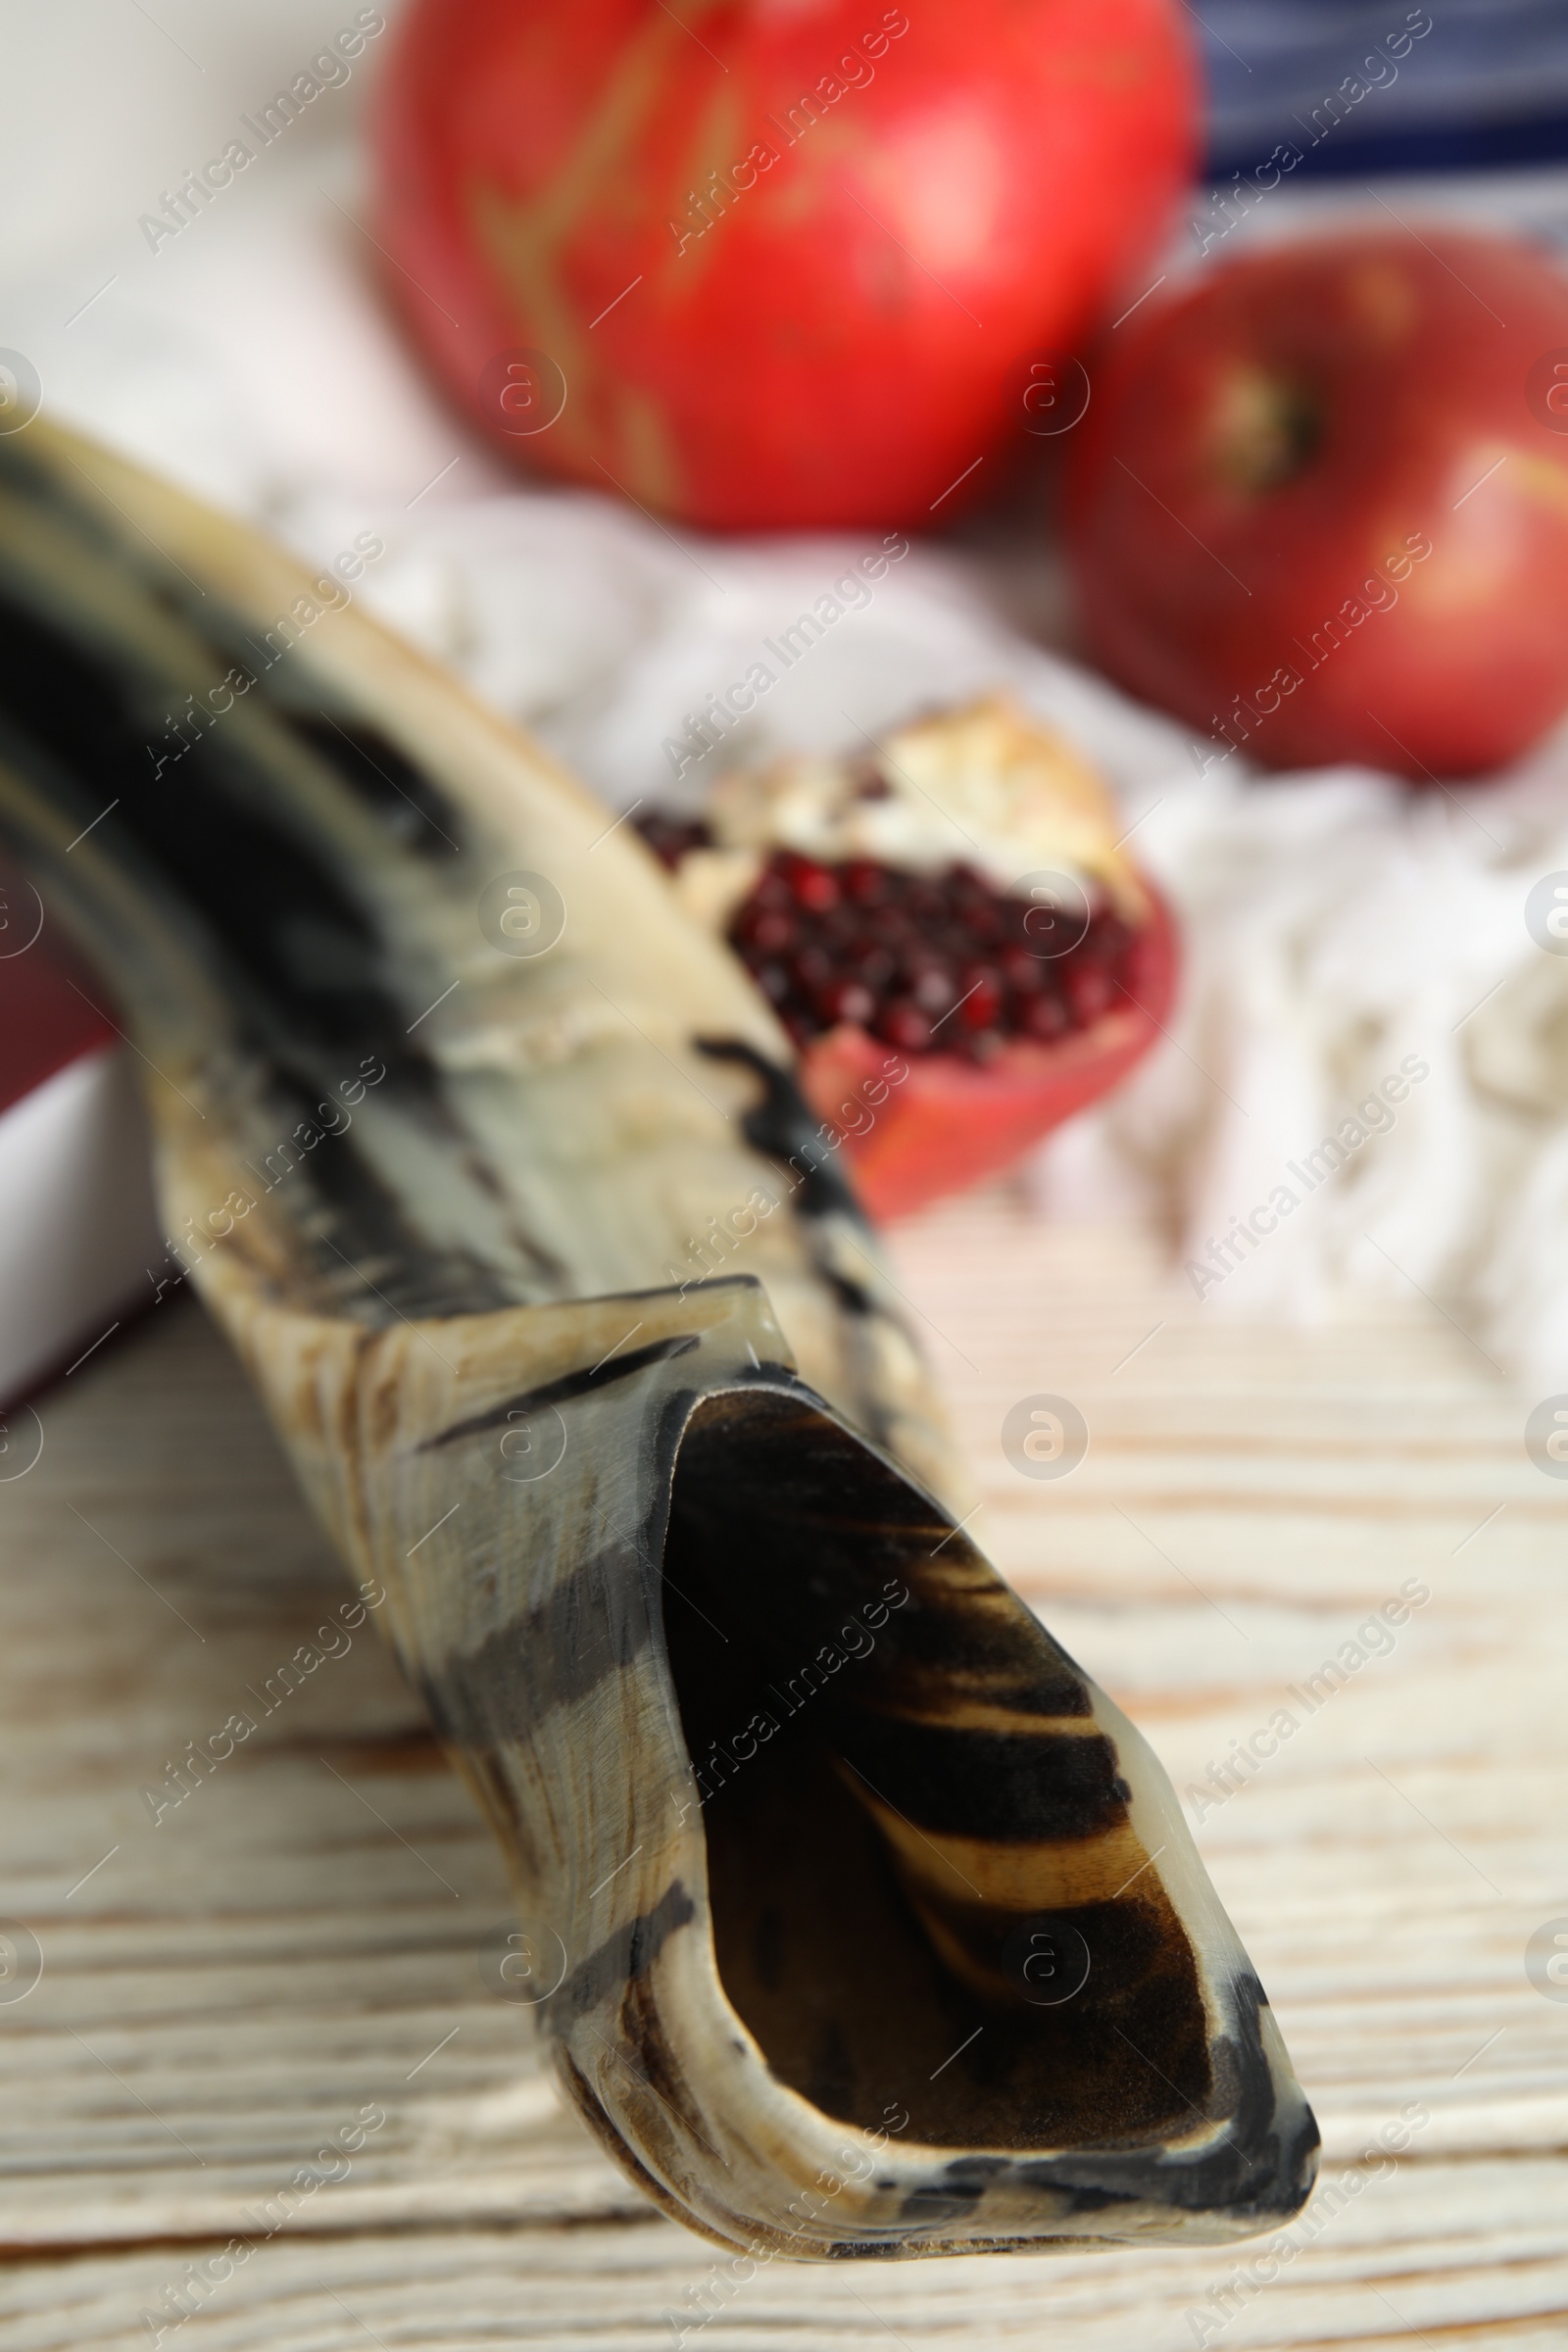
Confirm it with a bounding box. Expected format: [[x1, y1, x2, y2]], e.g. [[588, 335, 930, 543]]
[[0, 420, 1317, 2256]]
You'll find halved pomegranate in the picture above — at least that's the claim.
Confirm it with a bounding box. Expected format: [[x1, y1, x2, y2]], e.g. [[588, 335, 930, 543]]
[[641, 698, 1178, 1220]]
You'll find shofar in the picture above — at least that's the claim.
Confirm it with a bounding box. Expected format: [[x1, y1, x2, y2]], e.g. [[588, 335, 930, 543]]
[[0, 420, 1317, 2258]]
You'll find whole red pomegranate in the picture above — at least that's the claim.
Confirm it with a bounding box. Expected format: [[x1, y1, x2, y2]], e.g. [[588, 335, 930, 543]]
[[1064, 228, 1568, 779], [374, 0, 1197, 530]]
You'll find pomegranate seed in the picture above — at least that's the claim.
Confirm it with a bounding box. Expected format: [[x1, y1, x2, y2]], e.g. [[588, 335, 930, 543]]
[[911, 965, 956, 1015], [1000, 944, 1043, 992], [843, 858, 890, 906], [789, 944, 833, 992], [779, 853, 840, 911], [1021, 994, 1069, 1041], [738, 906, 796, 955], [877, 997, 932, 1052], [850, 943, 896, 991], [957, 968, 1004, 1029], [754, 961, 792, 1004], [819, 911, 868, 958], [1012, 901, 1077, 958], [815, 978, 876, 1029]]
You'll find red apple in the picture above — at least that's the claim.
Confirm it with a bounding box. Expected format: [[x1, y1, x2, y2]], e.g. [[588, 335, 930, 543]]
[[373, 0, 1198, 531], [1063, 228, 1568, 779]]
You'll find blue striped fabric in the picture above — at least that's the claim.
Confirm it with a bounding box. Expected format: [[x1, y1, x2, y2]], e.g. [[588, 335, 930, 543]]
[[1200, 1, 1568, 176]]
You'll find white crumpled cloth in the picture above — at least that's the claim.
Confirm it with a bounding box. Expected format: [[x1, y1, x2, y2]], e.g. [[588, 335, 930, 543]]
[[18, 135, 1568, 1389]]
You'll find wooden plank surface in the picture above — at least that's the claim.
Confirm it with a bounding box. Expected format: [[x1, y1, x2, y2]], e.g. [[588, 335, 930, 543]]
[[1, 1188, 1565, 2349]]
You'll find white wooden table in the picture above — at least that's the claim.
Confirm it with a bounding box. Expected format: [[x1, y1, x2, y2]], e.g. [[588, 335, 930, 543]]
[[2, 1191, 1564, 2349]]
